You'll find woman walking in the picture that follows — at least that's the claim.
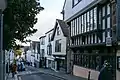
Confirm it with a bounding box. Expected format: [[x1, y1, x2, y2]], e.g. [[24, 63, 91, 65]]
[[11, 63, 17, 78]]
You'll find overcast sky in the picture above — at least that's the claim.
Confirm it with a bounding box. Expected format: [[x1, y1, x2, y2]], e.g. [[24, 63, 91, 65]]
[[23, 0, 65, 46]]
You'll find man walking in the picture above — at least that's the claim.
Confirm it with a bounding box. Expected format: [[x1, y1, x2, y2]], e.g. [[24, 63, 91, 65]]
[[98, 60, 113, 80]]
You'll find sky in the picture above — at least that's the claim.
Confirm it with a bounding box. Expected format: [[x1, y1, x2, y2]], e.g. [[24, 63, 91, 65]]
[[22, 0, 65, 46]]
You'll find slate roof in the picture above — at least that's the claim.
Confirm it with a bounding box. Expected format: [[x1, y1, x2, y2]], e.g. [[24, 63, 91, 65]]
[[51, 19, 69, 41]]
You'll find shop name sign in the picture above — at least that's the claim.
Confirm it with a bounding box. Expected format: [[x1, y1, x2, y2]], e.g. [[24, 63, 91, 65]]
[[106, 37, 112, 46]]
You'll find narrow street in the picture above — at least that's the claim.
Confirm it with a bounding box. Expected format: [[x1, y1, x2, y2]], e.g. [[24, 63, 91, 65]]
[[18, 66, 65, 80], [20, 73, 64, 80]]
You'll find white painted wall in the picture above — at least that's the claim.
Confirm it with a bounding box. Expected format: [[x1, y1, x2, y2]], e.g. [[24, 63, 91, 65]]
[[26, 50, 31, 62], [64, 0, 96, 20], [45, 30, 53, 57], [53, 24, 66, 55]]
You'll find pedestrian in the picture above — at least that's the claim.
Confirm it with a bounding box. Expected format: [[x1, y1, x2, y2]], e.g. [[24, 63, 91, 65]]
[[11, 63, 17, 78], [98, 60, 112, 80]]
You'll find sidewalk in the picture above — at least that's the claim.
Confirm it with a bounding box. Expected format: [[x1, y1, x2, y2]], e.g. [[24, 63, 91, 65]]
[[27, 66, 87, 80], [6, 73, 18, 80]]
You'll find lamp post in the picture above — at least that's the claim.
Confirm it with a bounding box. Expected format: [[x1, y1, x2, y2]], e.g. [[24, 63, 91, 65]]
[[0, 9, 4, 80]]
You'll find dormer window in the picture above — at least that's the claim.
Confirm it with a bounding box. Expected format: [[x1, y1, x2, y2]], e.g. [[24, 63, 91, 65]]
[[73, 0, 82, 7]]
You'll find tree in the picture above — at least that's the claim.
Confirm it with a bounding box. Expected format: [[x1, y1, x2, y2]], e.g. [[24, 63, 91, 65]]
[[3, 0, 44, 50]]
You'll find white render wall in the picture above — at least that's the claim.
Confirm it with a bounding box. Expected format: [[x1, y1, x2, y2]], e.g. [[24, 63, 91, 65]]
[[53, 24, 66, 55], [64, 0, 96, 20], [45, 30, 54, 57], [26, 50, 31, 62]]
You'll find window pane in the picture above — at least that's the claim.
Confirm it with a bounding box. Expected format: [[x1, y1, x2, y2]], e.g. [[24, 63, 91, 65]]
[[77, 18, 79, 35], [90, 10, 93, 30], [82, 15, 84, 33], [107, 4, 110, 15], [75, 19, 76, 35], [103, 32, 105, 42], [99, 8, 102, 29], [79, 16, 81, 34], [102, 6, 105, 17], [107, 17, 110, 28], [102, 19, 105, 29], [80, 37, 82, 45], [78, 37, 79, 45], [88, 35, 90, 44], [87, 12, 89, 32], [73, 20, 74, 36], [94, 7, 97, 30], [91, 34, 93, 44], [95, 34, 97, 43], [85, 36, 87, 44], [84, 13, 86, 32]]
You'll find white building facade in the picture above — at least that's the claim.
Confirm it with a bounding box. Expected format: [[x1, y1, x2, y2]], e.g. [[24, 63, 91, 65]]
[[44, 29, 55, 70], [51, 19, 69, 72]]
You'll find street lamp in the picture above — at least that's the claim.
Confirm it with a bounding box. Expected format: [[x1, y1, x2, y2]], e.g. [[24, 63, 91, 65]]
[[0, 0, 7, 80]]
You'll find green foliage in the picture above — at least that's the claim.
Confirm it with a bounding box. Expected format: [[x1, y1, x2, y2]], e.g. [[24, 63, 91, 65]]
[[3, 0, 44, 50]]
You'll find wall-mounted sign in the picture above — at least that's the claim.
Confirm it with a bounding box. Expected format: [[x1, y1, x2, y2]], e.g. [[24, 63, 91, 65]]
[[106, 37, 112, 46]]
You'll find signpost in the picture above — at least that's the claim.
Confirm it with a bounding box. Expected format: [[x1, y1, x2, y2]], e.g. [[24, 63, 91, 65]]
[[106, 37, 112, 46]]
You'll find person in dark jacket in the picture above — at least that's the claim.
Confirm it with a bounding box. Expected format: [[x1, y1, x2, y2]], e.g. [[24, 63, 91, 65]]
[[98, 60, 112, 80]]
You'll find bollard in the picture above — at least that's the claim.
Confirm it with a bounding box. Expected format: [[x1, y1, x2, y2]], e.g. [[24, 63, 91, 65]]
[[88, 71, 91, 80]]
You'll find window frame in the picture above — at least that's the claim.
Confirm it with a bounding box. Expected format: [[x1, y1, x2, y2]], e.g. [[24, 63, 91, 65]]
[[55, 39, 61, 52]]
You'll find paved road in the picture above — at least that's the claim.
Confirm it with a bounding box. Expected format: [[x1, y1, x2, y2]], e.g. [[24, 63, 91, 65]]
[[18, 66, 65, 80], [20, 73, 64, 80]]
